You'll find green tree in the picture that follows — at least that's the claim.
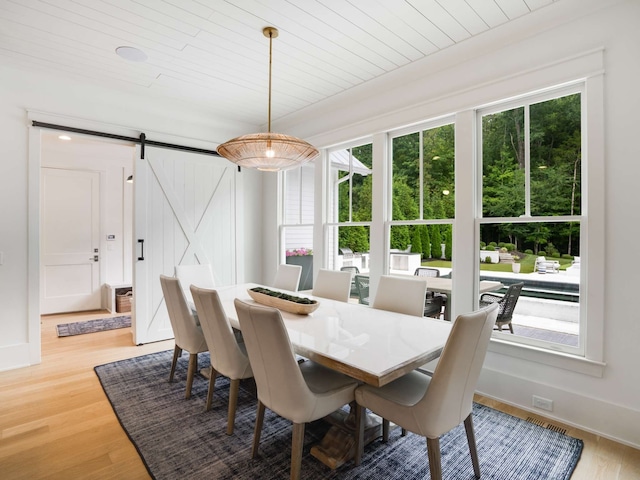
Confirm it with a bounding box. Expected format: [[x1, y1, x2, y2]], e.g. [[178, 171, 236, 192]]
[[430, 225, 442, 259], [420, 225, 431, 259], [411, 226, 423, 256], [443, 225, 452, 260]]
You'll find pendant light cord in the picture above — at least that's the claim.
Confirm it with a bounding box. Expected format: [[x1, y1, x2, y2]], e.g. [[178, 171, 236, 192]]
[[267, 29, 273, 134]]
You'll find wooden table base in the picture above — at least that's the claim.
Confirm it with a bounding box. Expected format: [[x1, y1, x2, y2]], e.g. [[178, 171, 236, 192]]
[[310, 405, 382, 470]]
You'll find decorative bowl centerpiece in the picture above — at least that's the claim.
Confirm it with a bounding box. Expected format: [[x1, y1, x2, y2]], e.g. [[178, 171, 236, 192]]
[[247, 287, 319, 315]]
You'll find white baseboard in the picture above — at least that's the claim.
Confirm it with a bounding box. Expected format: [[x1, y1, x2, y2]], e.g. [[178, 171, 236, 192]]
[[477, 367, 640, 449], [0, 343, 35, 372]]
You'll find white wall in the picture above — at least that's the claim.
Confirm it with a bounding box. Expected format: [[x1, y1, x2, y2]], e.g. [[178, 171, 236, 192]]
[[271, 0, 640, 447], [0, 64, 264, 372]]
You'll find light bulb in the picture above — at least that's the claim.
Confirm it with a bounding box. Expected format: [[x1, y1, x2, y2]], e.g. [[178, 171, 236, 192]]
[[266, 149, 275, 158]]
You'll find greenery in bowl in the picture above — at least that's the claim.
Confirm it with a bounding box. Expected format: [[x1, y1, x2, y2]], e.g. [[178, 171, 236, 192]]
[[250, 287, 317, 305]]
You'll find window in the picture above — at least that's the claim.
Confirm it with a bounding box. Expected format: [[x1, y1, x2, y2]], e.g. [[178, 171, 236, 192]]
[[389, 121, 455, 277], [301, 63, 603, 373], [326, 143, 373, 272], [280, 162, 315, 263], [478, 87, 583, 354]]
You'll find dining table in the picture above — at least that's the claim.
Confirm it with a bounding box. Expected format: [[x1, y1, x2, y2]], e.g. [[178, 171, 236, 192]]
[[215, 283, 453, 388], [213, 282, 454, 469], [414, 277, 504, 320]]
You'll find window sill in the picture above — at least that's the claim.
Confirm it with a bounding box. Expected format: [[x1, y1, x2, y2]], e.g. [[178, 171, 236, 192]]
[[488, 337, 605, 377]]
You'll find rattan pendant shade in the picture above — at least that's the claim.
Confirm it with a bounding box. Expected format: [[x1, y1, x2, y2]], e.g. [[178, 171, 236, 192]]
[[216, 27, 319, 172], [217, 132, 318, 172]]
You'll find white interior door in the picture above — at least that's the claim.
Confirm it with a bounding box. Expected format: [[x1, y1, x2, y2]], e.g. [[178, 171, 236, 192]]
[[40, 168, 101, 314], [132, 146, 237, 344]]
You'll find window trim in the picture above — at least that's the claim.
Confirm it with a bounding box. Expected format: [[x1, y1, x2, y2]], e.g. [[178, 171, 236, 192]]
[[474, 75, 605, 375]]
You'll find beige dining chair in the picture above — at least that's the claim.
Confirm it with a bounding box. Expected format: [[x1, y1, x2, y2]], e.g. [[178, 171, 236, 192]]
[[372, 275, 428, 317], [174, 263, 215, 306], [234, 299, 359, 480], [272, 263, 302, 292], [353, 303, 499, 480], [190, 286, 253, 434], [312, 268, 352, 302], [159, 275, 208, 399]]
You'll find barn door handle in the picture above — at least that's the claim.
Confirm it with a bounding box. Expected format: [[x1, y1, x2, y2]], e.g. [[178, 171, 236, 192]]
[[137, 239, 145, 261]]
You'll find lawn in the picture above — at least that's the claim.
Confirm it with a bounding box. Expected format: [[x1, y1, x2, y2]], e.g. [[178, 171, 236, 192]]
[[424, 253, 572, 274]]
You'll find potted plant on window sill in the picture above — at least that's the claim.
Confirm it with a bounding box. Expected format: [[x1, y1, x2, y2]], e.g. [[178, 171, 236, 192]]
[[285, 248, 313, 290]]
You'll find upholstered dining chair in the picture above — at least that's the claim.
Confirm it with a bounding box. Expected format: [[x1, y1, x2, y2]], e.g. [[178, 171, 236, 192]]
[[372, 275, 428, 317], [159, 275, 208, 399], [175, 263, 215, 306], [479, 282, 524, 333], [190, 286, 253, 434], [312, 269, 352, 303], [354, 303, 499, 480], [272, 263, 302, 292], [234, 299, 359, 480]]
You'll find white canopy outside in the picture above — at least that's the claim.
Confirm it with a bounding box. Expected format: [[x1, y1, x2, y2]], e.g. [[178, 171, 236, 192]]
[[330, 149, 372, 176]]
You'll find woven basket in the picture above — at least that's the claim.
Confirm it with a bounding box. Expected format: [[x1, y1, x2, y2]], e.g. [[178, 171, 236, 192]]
[[116, 291, 133, 313]]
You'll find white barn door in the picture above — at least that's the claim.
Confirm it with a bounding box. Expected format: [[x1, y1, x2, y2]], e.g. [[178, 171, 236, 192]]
[[132, 146, 237, 344]]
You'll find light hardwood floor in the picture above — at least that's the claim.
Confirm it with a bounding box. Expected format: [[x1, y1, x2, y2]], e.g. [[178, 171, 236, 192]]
[[1, 311, 639, 479]]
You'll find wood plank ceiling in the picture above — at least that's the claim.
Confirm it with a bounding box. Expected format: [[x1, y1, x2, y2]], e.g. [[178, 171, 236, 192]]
[[0, 0, 557, 126]]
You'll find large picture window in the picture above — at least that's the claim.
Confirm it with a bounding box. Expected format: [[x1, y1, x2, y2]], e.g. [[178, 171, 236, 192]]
[[389, 121, 455, 278], [478, 87, 583, 354]]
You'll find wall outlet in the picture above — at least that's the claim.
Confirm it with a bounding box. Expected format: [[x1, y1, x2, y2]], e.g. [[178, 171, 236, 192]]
[[532, 395, 553, 411]]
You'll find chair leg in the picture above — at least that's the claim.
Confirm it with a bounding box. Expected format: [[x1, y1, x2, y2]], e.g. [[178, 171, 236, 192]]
[[185, 353, 198, 400], [508, 322, 514, 334], [464, 415, 481, 479], [401, 428, 407, 437], [354, 404, 365, 466], [426, 437, 442, 480], [205, 367, 218, 411], [251, 401, 265, 458], [290, 423, 305, 480], [382, 419, 390, 442], [226, 378, 240, 435], [169, 345, 182, 382]]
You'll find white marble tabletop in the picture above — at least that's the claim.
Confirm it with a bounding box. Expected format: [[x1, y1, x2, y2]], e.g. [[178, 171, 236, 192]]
[[214, 283, 453, 387]]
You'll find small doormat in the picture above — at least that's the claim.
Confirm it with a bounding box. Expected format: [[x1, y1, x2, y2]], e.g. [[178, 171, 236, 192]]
[[56, 315, 131, 337]]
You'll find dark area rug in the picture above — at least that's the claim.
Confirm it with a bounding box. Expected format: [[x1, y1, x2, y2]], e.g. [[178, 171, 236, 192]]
[[56, 315, 131, 337], [95, 350, 583, 479]]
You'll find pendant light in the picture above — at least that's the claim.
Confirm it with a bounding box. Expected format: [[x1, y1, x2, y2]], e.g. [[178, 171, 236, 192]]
[[216, 27, 319, 172]]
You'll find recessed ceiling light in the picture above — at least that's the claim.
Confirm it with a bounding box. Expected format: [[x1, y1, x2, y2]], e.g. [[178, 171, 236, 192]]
[[116, 46, 148, 63], [58, 135, 71, 141]]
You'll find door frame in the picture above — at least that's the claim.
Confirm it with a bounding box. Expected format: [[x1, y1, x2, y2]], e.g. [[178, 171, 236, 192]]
[[27, 111, 239, 364], [27, 112, 141, 365]]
